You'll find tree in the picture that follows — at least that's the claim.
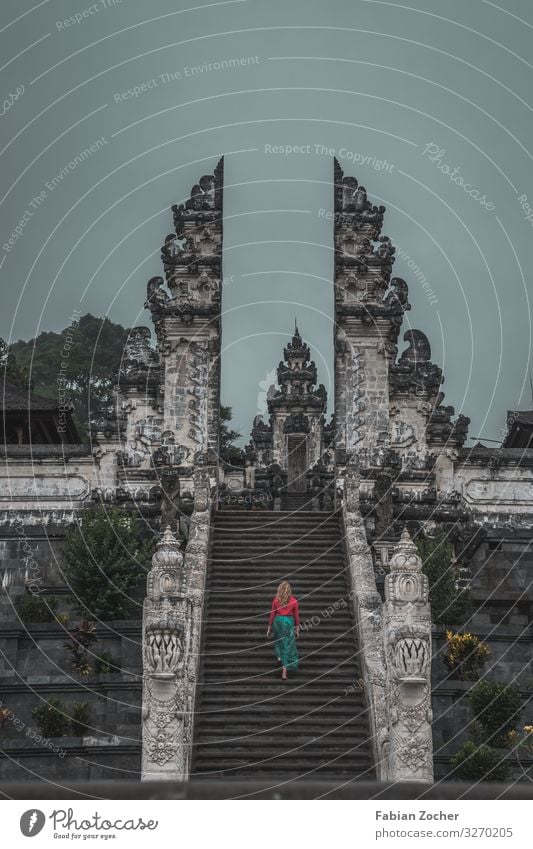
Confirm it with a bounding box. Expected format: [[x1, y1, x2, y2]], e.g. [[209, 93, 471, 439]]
[[62, 507, 154, 620], [469, 681, 523, 748], [219, 404, 243, 466], [9, 314, 131, 430], [0, 338, 31, 389], [416, 531, 471, 626]]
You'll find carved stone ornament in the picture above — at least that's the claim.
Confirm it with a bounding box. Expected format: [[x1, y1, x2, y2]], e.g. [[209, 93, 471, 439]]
[[395, 734, 433, 772], [382, 529, 434, 782], [147, 730, 178, 766], [144, 612, 184, 677], [392, 636, 429, 679]]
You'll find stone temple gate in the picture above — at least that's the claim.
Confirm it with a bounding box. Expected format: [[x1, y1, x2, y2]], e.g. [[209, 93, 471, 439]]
[[1, 156, 532, 786]]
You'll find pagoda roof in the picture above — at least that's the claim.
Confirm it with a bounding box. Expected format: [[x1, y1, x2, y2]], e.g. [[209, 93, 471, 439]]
[[0, 382, 60, 412]]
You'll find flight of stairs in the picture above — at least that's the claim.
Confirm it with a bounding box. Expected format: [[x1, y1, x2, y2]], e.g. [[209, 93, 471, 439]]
[[191, 509, 375, 782], [280, 492, 314, 512]]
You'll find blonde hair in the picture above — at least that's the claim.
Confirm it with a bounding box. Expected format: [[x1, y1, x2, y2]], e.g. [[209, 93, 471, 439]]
[[276, 581, 292, 606]]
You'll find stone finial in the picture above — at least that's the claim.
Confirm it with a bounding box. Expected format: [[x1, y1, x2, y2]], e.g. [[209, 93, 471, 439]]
[[160, 525, 181, 548], [389, 528, 422, 572], [149, 526, 184, 576]]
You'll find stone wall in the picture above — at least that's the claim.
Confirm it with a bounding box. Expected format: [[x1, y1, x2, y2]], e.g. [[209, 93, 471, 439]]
[[0, 617, 142, 782], [430, 540, 533, 781]]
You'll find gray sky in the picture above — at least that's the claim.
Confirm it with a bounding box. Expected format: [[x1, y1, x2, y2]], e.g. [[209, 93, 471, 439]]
[[1, 0, 532, 445]]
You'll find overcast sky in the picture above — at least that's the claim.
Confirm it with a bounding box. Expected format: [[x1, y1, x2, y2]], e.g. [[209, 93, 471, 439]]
[[1, 0, 532, 445]]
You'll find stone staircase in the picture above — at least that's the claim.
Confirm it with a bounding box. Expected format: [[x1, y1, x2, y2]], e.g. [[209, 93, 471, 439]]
[[280, 492, 314, 512], [191, 509, 375, 781]]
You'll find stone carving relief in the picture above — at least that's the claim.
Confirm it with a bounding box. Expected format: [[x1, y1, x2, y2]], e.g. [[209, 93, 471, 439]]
[[142, 527, 190, 780], [187, 344, 209, 448], [346, 346, 366, 448], [392, 634, 429, 679], [144, 613, 183, 676], [391, 419, 416, 448], [383, 529, 433, 782]]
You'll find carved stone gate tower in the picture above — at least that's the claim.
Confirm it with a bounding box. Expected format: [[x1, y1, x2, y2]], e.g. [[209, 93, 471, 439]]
[[147, 158, 223, 465], [139, 156, 434, 783], [333, 158, 409, 469]]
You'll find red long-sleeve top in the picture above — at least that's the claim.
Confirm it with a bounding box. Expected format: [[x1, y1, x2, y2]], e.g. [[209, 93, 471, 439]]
[[269, 596, 300, 627]]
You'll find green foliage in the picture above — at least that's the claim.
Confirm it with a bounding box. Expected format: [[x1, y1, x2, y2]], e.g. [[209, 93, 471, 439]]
[[63, 507, 154, 620], [9, 314, 131, 430], [15, 593, 58, 623], [64, 620, 97, 676], [32, 697, 71, 738], [219, 404, 243, 466], [70, 702, 91, 737], [95, 650, 120, 675], [444, 631, 490, 681], [32, 697, 93, 738], [0, 338, 31, 389], [450, 741, 510, 782], [416, 532, 471, 626], [469, 680, 523, 747]]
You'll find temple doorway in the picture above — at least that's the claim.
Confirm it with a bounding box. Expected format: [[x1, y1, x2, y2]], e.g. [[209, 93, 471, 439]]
[[287, 433, 308, 493]]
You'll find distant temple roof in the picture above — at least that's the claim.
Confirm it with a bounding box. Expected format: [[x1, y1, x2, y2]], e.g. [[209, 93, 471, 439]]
[[1, 381, 81, 444], [502, 411, 533, 449], [0, 382, 60, 412]]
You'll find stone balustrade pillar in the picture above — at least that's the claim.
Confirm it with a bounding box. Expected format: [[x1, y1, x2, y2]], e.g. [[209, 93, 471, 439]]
[[383, 529, 433, 783]]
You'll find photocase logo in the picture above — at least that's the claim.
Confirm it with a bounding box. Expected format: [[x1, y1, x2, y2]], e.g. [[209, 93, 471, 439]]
[[20, 809, 46, 837]]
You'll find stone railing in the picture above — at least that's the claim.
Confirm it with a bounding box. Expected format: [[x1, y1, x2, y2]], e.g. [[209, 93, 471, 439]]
[[340, 458, 433, 782], [141, 464, 214, 781]]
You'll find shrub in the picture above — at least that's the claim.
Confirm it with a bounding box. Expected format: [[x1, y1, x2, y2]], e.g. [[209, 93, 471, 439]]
[[469, 681, 523, 747], [416, 532, 471, 626], [15, 593, 58, 623], [451, 741, 510, 781], [70, 702, 91, 737], [444, 631, 490, 680], [95, 650, 120, 675], [63, 507, 154, 620], [64, 620, 97, 676], [522, 724, 533, 755], [32, 697, 70, 738]]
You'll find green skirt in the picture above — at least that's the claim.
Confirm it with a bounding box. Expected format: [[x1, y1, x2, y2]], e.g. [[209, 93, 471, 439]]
[[272, 614, 299, 671]]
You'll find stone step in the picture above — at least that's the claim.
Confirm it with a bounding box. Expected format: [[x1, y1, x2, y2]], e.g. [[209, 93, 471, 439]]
[[193, 734, 369, 749], [194, 726, 367, 741], [203, 623, 355, 632], [211, 534, 341, 542], [191, 752, 372, 771], [214, 516, 338, 522], [197, 679, 362, 692], [201, 643, 358, 656], [208, 563, 346, 569], [205, 604, 351, 614], [199, 654, 360, 668], [196, 694, 366, 709], [197, 689, 365, 703], [215, 511, 335, 518], [190, 743, 369, 770], [199, 664, 360, 677], [212, 544, 342, 550], [190, 767, 373, 781], [206, 586, 349, 597], [200, 646, 360, 659], [206, 587, 350, 596], [211, 549, 342, 556], [206, 578, 348, 588], [194, 712, 367, 730]]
